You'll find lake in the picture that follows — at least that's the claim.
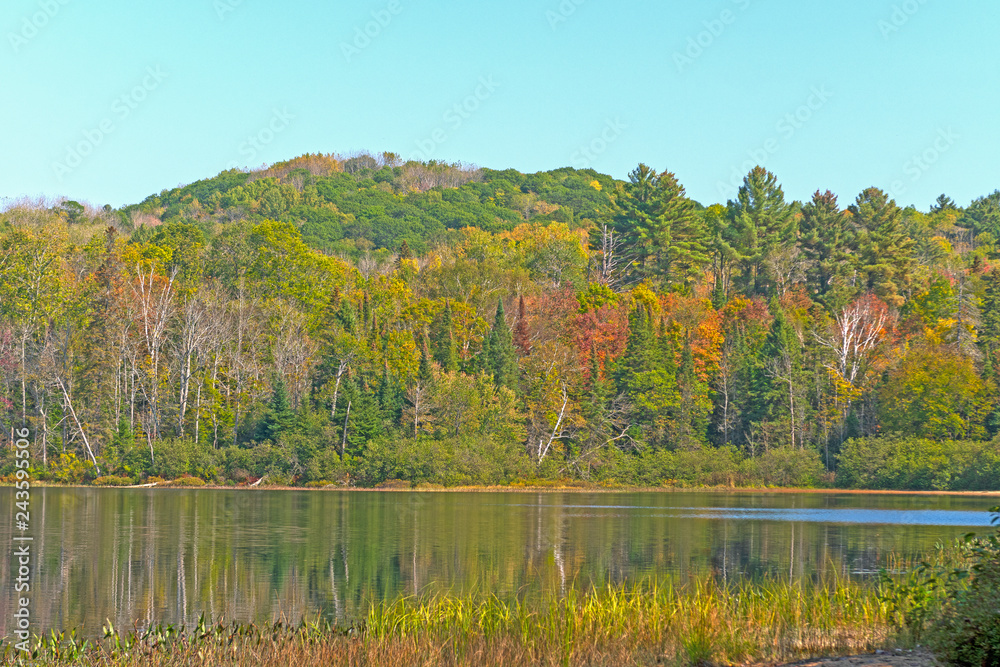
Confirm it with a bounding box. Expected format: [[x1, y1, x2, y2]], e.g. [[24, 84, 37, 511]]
[[1, 488, 995, 636]]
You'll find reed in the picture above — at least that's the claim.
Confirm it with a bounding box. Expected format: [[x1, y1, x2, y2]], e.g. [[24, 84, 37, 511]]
[[0, 577, 898, 667]]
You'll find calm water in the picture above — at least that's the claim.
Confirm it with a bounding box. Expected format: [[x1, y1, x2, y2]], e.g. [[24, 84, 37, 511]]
[[0, 488, 995, 636]]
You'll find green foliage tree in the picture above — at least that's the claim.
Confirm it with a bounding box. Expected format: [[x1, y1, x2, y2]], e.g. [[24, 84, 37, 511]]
[[878, 341, 991, 440], [799, 190, 854, 307], [849, 187, 915, 307], [615, 304, 680, 448], [259, 378, 295, 442], [724, 167, 796, 295], [485, 299, 518, 391], [615, 165, 709, 289]]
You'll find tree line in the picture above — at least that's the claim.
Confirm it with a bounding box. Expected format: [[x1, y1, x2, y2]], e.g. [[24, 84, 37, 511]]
[[2, 153, 1000, 489]]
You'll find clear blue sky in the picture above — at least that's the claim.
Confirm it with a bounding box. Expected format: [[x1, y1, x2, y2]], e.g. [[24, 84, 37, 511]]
[[2, 0, 998, 210]]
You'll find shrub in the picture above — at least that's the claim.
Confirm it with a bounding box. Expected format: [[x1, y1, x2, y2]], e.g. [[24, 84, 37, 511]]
[[927, 507, 1000, 665], [356, 435, 529, 487], [741, 447, 826, 488], [837, 435, 1000, 491], [169, 476, 206, 487], [151, 439, 220, 481], [93, 475, 133, 487], [46, 452, 93, 484], [375, 479, 411, 489], [302, 447, 352, 485], [220, 443, 291, 481]]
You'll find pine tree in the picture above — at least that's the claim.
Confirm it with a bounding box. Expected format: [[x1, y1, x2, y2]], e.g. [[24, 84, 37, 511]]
[[377, 361, 404, 424], [725, 166, 796, 295], [673, 338, 709, 450], [849, 187, 914, 307], [432, 301, 459, 372], [259, 377, 295, 441], [579, 345, 617, 468], [615, 304, 680, 448], [758, 303, 803, 448], [336, 378, 384, 458], [486, 299, 518, 390], [615, 165, 709, 289], [799, 190, 854, 307], [419, 330, 434, 384], [980, 268, 1000, 358], [656, 171, 711, 290]]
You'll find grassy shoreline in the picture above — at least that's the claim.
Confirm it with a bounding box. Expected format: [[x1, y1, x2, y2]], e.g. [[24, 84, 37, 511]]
[[6, 480, 1000, 496], [1, 578, 905, 667]]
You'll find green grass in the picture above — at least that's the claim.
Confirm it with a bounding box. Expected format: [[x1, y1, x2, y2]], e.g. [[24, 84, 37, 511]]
[[0, 576, 899, 666]]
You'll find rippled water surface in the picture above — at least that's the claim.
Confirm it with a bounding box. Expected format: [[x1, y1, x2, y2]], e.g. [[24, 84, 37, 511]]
[[1, 488, 995, 635]]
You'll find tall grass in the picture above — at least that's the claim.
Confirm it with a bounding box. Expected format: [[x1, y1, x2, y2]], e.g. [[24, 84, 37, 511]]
[[1, 577, 896, 666]]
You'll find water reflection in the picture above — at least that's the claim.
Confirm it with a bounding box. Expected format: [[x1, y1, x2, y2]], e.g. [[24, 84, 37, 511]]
[[0, 489, 994, 637]]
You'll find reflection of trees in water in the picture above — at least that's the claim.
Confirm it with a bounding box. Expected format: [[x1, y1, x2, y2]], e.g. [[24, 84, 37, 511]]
[[0, 489, 981, 636]]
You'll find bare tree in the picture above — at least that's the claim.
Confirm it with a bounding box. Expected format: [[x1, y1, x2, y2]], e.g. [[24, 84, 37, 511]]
[[130, 264, 178, 444], [815, 293, 893, 388]]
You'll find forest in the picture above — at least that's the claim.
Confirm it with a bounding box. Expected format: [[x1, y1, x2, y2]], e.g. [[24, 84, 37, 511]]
[[3, 151, 1000, 490]]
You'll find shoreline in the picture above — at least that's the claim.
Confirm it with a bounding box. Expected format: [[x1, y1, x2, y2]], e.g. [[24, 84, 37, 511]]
[[7, 481, 1000, 496]]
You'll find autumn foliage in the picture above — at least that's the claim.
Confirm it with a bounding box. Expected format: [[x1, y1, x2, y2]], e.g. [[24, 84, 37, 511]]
[[1, 157, 998, 490]]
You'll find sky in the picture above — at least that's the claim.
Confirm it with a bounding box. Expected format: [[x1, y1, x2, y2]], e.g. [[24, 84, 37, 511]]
[[1, 0, 998, 211]]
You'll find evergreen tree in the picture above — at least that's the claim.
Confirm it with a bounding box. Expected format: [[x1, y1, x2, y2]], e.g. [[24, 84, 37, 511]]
[[962, 190, 1000, 237], [672, 338, 709, 450], [336, 378, 384, 458], [931, 194, 957, 213], [377, 361, 404, 424], [578, 346, 617, 469], [615, 304, 680, 448], [849, 187, 915, 307], [979, 268, 1000, 358], [724, 166, 796, 295], [799, 190, 855, 307], [431, 302, 459, 371], [615, 165, 709, 289], [259, 377, 295, 441], [486, 299, 518, 390], [758, 304, 803, 448]]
